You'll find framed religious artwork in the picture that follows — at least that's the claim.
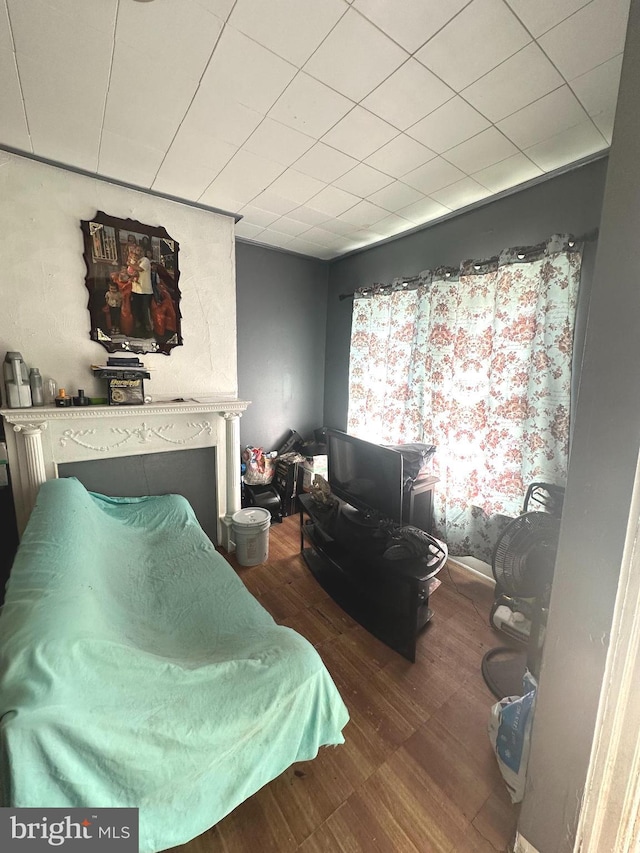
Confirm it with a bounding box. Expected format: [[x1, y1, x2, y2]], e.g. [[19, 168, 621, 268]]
[[80, 211, 183, 355]]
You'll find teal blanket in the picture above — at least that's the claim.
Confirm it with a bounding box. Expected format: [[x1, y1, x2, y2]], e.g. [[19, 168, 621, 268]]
[[0, 478, 348, 852]]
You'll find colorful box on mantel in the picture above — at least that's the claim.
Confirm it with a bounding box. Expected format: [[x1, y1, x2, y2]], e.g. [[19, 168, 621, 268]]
[[91, 357, 150, 406]]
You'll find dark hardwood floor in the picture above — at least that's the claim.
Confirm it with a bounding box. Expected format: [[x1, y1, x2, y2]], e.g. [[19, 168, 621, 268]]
[[166, 513, 519, 853]]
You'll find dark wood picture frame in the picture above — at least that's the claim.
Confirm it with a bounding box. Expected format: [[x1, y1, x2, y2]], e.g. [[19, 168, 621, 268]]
[[80, 211, 182, 356]]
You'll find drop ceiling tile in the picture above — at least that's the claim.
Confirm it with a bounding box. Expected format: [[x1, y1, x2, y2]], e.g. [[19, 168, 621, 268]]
[[30, 123, 100, 173], [115, 0, 223, 78], [403, 157, 466, 195], [337, 199, 389, 227], [99, 130, 168, 188], [303, 8, 408, 102], [497, 86, 590, 149], [348, 227, 392, 245], [8, 0, 113, 65], [268, 169, 327, 204], [199, 149, 286, 207], [287, 237, 333, 257], [322, 107, 399, 160], [198, 184, 253, 212], [407, 96, 491, 153], [397, 196, 451, 225], [539, 0, 630, 80], [9, 5, 111, 164], [194, 0, 236, 21], [268, 73, 354, 138], [316, 234, 360, 253], [0, 84, 30, 151], [152, 133, 237, 199], [367, 181, 424, 212], [362, 59, 454, 131], [463, 43, 564, 122], [472, 152, 543, 192], [334, 163, 394, 196], [255, 230, 295, 249], [261, 223, 302, 243], [235, 221, 265, 239], [237, 205, 281, 227], [157, 128, 237, 177], [319, 218, 361, 236], [592, 109, 616, 144], [307, 185, 361, 216], [416, 0, 531, 91], [293, 142, 359, 183], [103, 45, 198, 150], [354, 0, 470, 53], [13, 0, 117, 35], [242, 118, 316, 167], [249, 190, 299, 216], [228, 0, 346, 66], [443, 127, 518, 173], [287, 206, 332, 225], [181, 77, 264, 146], [505, 0, 602, 38], [199, 26, 297, 115], [264, 217, 312, 237], [571, 54, 624, 116], [374, 213, 415, 237], [365, 134, 436, 178], [17, 56, 103, 171], [0, 10, 31, 150], [430, 177, 492, 209], [525, 120, 608, 171], [341, 233, 377, 253], [303, 226, 343, 246]]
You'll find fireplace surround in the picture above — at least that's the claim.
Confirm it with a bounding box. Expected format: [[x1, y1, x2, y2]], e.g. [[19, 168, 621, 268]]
[[0, 399, 249, 550]]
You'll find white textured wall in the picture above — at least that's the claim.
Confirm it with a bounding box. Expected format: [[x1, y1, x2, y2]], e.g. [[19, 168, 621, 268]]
[[0, 151, 237, 402]]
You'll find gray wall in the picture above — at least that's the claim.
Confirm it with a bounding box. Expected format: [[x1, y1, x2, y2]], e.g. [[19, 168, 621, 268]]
[[324, 158, 608, 431], [235, 241, 328, 451], [520, 1, 640, 849]]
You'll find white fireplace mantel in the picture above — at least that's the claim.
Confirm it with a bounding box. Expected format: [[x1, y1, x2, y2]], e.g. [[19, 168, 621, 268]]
[[1, 399, 250, 550]]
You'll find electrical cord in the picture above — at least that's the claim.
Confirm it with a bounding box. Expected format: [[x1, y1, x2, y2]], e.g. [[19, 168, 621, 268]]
[[445, 563, 486, 623]]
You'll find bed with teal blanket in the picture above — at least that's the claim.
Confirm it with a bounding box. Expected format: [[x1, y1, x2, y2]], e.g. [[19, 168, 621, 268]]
[[0, 478, 349, 852]]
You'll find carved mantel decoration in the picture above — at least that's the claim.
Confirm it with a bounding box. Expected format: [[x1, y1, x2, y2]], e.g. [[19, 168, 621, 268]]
[[0, 400, 250, 551]]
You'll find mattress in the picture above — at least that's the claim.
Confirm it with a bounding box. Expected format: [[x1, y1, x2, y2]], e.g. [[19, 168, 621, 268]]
[[0, 477, 348, 852]]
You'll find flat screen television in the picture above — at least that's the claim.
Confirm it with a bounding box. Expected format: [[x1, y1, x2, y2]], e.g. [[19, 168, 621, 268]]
[[326, 429, 404, 525]]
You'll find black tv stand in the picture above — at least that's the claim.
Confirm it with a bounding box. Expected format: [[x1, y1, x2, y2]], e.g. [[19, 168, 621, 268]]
[[298, 493, 446, 662], [340, 502, 380, 529]]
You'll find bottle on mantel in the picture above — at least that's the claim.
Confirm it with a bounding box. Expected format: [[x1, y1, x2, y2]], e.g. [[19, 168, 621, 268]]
[[29, 368, 44, 407], [44, 377, 57, 405]]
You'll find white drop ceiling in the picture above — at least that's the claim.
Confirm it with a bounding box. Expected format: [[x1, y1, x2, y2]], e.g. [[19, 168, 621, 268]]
[[1, 0, 629, 260]]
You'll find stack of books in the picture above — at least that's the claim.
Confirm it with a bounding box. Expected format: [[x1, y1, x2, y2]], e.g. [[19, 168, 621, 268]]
[[91, 358, 151, 405]]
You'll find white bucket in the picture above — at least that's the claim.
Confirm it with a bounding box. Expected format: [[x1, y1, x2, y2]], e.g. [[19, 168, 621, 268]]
[[232, 507, 271, 566]]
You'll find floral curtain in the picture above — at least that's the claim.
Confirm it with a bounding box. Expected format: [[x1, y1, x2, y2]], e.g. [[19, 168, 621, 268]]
[[347, 234, 582, 562]]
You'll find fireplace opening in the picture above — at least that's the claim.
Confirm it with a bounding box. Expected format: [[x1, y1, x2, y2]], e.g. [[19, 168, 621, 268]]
[[58, 447, 218, 544]]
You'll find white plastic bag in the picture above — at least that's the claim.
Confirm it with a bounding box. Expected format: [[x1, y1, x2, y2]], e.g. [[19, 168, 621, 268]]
[[488, 670, 537, 803], [242, 446, 277, 485]]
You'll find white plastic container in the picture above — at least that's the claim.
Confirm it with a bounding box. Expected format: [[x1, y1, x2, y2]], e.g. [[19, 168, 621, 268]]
[[232, 507, 271, 566]]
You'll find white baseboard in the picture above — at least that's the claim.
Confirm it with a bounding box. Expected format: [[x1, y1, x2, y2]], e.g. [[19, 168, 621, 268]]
[[513, 832, 540, 853], [447, 555, 495, 584]]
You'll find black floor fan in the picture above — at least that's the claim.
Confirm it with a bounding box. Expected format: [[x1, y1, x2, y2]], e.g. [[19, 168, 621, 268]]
[[481, 483, 564, 700]]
